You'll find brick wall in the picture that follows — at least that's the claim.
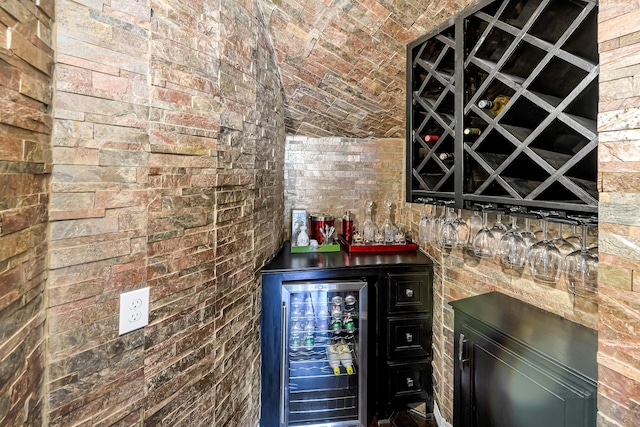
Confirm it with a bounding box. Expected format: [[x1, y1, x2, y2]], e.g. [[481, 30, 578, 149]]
[[49, 0, 284, 425], [0, 0, 53, 425]]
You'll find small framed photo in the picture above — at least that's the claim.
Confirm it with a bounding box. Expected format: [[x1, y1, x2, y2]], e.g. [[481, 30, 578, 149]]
[[291, 209, 307, 246]]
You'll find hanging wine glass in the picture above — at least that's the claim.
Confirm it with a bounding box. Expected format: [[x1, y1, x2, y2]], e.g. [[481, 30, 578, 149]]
[[468, 208, 483, 246], [551, 220, 579, 259], [527, 213, 563, 284], [499, 215, 527, 269], [520, 217, 538, 248], [418, 202, 431, 243], [431, 203, 445, 244], [438, 203, 457, 248], [454, 208, 470, 247], [490, 212, 508, 242], [564, 224, 582, 248], [473, 206, 497, 259], [563, 217, 598, 296]]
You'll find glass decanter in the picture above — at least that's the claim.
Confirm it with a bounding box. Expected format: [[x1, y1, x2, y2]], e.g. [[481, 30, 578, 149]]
[[381, 200, 397, 244], [362, 199, 376, 244]]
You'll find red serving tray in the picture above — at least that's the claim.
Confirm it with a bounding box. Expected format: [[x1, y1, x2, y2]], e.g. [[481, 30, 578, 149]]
[[337, 237, 418, 253]]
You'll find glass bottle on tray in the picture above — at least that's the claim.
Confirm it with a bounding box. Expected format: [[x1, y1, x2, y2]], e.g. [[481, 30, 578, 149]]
[[363, 199, 377, 244]]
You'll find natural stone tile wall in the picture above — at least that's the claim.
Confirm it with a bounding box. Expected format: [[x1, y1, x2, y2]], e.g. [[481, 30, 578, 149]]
[[49, 0, 284, 425], [258, 0, 470, 138], [597, 1, 640, 425], [284, 136, 406, 236], [49, 0, 152, 424], [0, 0, 54, 425]]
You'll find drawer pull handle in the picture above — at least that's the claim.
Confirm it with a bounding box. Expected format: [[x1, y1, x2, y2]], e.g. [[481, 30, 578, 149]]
[[405, 288, 414, 298], [406, 378, 414, 388], [406, 332, 413, 343]]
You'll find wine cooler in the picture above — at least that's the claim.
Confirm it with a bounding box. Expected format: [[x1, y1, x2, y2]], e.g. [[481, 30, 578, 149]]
[[278, 280, 368, 427]]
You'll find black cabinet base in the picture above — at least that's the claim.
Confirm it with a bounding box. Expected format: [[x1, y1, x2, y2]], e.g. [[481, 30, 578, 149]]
[[451, 292, 597, 427]]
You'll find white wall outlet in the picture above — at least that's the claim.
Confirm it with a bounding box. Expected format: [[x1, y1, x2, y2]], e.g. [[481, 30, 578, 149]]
[[119, 287, 150, 335]]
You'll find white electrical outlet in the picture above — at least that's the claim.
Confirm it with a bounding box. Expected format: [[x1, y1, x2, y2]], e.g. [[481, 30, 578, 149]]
[[119, 287, 150, 335]]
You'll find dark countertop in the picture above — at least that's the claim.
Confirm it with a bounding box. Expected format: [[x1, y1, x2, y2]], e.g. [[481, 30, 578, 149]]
[[262, 241, 433, 273]]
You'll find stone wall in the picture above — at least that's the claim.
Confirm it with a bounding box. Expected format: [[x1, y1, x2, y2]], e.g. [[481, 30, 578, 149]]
[[284, 136, 406, 238], [49, 0, 284, 425], [0, 0, 54, 425], [596, 0, 640, 425]]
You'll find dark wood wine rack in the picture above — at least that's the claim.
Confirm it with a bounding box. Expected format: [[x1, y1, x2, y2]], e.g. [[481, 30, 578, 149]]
[[406, 0, 598, 214]]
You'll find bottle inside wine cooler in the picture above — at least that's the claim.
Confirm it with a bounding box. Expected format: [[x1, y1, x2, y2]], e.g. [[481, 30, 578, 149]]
[[303, 320, 315, 349], [343, 312, 356, 334], [338, 339, 355, 375], [327, 341, 341, 375]]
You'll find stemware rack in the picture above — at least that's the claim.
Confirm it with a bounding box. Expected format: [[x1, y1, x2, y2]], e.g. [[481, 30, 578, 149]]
[[406, 0, 599, 215]]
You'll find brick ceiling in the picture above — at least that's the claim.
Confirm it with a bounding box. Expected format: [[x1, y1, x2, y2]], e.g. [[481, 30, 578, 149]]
[[258, 0, 460, 138]]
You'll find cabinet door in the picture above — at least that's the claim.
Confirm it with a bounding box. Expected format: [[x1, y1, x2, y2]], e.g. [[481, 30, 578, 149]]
[[455, 324, 596, 427]]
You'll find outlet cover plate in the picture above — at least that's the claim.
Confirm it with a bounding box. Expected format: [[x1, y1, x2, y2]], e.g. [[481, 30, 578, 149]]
[[119, 287, 150, 335]]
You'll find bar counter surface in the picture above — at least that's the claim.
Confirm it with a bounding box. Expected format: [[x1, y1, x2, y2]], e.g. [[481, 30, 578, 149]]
[[262, 240, 432, 276]]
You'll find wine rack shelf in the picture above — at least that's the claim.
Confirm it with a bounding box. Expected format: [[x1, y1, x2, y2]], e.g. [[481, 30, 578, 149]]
[[406, 0, 598, 214]]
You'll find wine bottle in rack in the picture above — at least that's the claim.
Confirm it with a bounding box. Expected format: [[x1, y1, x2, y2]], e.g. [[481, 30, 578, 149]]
[[438, 152, 454, 161], [478, 95, 510, 115], [477, 99, 494, 109], [463, 127, 482, 136], [423, 134, 440, 142]]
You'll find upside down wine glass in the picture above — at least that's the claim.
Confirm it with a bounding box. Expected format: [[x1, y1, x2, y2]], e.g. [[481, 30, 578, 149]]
[[454, 209, 470, 247], [552, 222, 578, 259], [527, 214, 563, 284], [473, 207, 497, 259], [468, 209, 483, 246], [499, 215, 527, 269], [439, 204, 458, 248], [490, 213, 508, 241], [418, 203, 431, 243], [563, 218, 598, 296]]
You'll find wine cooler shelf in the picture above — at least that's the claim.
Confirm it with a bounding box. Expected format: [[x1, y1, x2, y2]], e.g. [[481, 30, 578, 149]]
[[407, 0, 599, 214]]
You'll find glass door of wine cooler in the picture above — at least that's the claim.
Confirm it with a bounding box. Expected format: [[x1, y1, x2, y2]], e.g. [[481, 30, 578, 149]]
[[281, 280, 368, 427]]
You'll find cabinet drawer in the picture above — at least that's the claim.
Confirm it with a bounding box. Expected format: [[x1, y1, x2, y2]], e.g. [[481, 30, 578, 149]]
[[387, 273, 431, 314], [387, 317, 431, 359], [387, 361, 431, 403]]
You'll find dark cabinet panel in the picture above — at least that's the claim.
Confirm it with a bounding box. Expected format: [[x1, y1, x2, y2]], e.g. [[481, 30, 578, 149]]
[[451, 292, 597, 427]]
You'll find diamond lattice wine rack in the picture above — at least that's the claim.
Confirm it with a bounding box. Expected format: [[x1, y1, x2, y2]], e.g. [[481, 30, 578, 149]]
[[406, 0, 598, 214]]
